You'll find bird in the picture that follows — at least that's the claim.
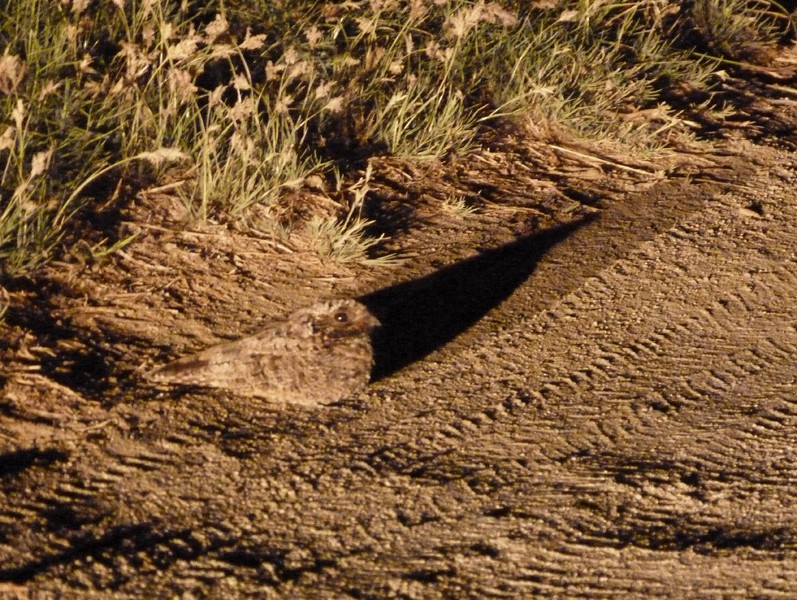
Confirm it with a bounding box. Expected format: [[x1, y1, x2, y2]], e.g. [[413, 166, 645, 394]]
[[145, 299, 380, 406]]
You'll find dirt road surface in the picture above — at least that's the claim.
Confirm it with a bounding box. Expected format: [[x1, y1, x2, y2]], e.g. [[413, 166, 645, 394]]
[[1, 133, 796, 597]]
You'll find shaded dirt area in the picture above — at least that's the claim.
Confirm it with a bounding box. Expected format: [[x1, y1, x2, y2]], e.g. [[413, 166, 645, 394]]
[[2, 51, 797, 598]]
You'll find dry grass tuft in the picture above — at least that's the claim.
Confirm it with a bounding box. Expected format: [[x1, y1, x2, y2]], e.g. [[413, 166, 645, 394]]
[[0, 0, 792, 275]]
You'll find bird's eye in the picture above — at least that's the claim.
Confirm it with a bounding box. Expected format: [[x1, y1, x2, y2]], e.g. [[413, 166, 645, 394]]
[[334, 310, 349, 323]]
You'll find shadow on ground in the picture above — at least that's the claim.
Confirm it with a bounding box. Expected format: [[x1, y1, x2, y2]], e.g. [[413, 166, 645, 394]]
[[360, 214, 596, 380]]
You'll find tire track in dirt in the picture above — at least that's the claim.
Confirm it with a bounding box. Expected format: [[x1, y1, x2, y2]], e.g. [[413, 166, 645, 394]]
[[309, 157, 797, 595], [223, 157, 795, 596], [194, 154, 797, 597], [3, 153, 796, 596]]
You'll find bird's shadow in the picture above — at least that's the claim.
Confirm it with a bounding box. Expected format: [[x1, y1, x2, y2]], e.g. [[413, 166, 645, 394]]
[[360, 214, 596, 380]]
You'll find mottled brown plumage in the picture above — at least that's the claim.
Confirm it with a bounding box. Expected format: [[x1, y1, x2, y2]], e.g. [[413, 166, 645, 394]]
[[146, 299, 379, 406]]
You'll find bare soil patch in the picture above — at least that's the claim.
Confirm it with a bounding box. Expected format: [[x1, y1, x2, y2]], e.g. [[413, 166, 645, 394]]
[[1, 51, 797, 597]]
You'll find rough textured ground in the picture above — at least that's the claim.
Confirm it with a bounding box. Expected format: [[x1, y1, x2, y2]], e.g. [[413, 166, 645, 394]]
[[1, 60, 797, 598]]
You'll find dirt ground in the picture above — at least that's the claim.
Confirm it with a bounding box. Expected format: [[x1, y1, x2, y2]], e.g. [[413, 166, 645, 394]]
[[2, 53, 797, 598]]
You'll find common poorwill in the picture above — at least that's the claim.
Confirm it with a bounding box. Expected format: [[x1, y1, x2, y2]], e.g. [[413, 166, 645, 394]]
[[146, 299, 379, 406]]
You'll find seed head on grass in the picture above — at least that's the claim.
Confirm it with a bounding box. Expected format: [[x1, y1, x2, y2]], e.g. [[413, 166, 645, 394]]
[[0, 51, 26, 95]]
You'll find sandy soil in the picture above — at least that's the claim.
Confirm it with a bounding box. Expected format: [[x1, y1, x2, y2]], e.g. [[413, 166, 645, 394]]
[[1, 52, 797, 598]]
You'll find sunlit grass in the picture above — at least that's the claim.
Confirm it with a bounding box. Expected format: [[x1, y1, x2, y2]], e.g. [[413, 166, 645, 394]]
[[0, 0, 792, 275], [692, 0, 793, 64], [307, 163, 398, 264]]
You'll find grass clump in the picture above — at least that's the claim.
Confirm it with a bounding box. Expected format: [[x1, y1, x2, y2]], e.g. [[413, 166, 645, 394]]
[[0, 0, 331, 275], [691, 0, 794, 64], [307, 163, 396, 264], [0, 0, 793, 275], [0, 0, 112, 274], [323, 1, 518, 160], [481, 2, 717, 151]]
